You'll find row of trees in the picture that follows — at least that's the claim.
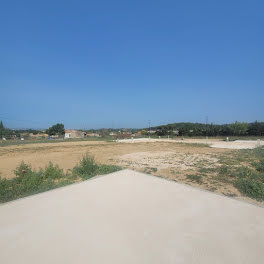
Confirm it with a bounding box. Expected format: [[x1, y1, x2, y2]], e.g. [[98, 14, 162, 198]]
[[0, 121, 65, 139], [1, 120, 264, 139], [153, 121, 264, 137]]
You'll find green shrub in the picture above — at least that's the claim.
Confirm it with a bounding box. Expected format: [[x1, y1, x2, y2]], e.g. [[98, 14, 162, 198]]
[[14, 161, 33, 178], [254, 159, 264, 173], [186, 174, 203, 184], [0, 161, 72, 203], [236, 179, 264, 201], [42, 162, 65, 180], [72, 155, 98, 179], [73, 154, 121, 179], [235, 167, 253, 179], [97, 164, 122, 175], [0, 155, 121, 203]]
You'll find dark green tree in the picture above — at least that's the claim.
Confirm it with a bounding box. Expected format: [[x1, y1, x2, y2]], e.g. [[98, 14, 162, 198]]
[[0, 120, 4, 138], [248, 121, 264, 136], [46, 123, 65, 136], [152, 121, 264, 137]]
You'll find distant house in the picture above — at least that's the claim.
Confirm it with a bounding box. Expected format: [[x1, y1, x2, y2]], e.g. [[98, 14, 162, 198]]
[[64, 130, 86, 139]]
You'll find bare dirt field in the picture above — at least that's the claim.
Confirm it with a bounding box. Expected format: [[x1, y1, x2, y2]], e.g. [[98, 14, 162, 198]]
[[0, 139, 226, 179], [0, 139, 263, 204]]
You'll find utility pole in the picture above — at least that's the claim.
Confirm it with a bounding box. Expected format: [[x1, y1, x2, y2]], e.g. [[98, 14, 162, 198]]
[[206, 116, 208, 144], [148, 120, 151, 139]]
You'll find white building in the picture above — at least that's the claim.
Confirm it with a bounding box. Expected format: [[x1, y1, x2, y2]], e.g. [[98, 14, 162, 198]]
[[64, 130, 86, 139]]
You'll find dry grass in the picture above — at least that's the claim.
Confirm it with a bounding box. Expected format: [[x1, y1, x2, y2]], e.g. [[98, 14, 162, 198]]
[[1, 139, 263, 204]]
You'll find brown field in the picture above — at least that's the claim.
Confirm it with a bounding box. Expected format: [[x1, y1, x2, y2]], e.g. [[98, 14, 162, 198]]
[[1, 139, 263, 204]]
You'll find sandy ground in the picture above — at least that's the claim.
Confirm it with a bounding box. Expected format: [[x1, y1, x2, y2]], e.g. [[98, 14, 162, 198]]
[[0, 170, 263, 264], [1, 139, 263, 203], [0, 140, 228, 180], [117, 151, 218, 171], [118, 138, 264, 149]]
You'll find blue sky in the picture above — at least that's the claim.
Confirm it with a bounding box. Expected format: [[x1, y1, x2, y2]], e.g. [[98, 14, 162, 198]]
[[1, 0, 263, 129]]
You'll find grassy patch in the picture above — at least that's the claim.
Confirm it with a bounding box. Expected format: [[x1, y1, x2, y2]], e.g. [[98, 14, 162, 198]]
[[236, 179, 264, 201], [143, 167, 158, 174], [192, 147, 264, 201], [0, 155, 121, 203], [186, 174, 203, 184], [253, 159, 264, 173], [212, 147, 264, 201]]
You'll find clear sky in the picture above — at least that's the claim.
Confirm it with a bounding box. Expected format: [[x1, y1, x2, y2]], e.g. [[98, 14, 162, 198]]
[[1, 0, 263, 129]]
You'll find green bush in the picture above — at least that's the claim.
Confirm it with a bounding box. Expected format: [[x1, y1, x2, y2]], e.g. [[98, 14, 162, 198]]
[[0, 155, 121, 203], [186, 174, 203, 184], [73, 154, 121, 179], [41, 162, 65, 180], [14, 161, 33, 178], [236, 179, 264, 201], [235, 167, 253, 179], [72, 155, 99, 179], [0, 162, 62, 203], [254, 159, 264, 173], [97, 164, 122, 175]]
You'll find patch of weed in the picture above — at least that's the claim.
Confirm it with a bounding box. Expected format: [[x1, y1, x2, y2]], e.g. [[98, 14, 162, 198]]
[[253, 159, 264, 173], [73, 154, 121, 180], [186, 174, 203, 184], [143, 167, 158, 174], [236, 179, 264, 201], [208, 186, 217, 192], [0, 154, 121, 203]]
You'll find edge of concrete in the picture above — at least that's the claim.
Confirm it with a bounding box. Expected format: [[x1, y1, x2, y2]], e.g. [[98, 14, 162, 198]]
[[0, 169, 263, 209]]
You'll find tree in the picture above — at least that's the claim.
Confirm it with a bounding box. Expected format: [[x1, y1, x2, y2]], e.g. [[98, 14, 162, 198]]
[[0, 120, 4, 130], [46, 123, 65, 136], [248, 121, 264, 136], [229, 122, 248, 136], [0, 120, 4, 138]]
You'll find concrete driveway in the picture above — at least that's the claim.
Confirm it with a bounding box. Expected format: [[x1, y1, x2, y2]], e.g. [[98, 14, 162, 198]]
[[0, 169, 263, 263]]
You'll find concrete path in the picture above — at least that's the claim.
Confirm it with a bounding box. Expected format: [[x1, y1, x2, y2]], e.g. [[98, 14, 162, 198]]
[[0, 170, 263, 263]]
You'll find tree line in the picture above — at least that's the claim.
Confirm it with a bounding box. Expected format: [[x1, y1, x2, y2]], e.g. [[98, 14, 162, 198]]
[[0, 121, 65, 139], [153, 121, 264, 137], [1, 120, 264, 139]]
